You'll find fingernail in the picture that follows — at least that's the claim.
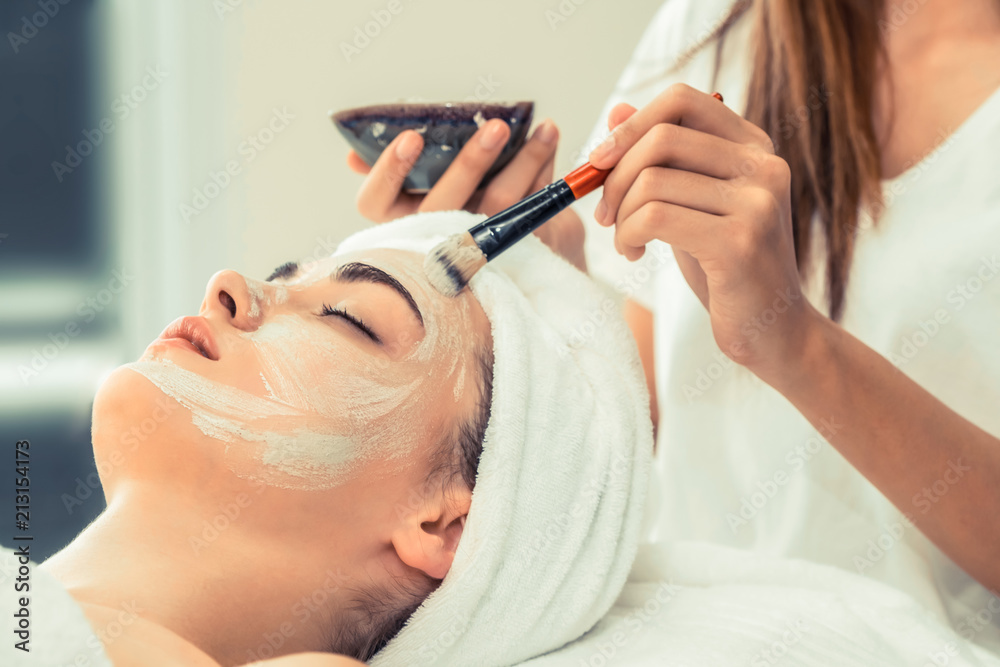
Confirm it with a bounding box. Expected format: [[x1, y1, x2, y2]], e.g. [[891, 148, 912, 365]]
[[595, 198, 608, 225], [395, 131, 422, 161], [534, 119, 557, 145], [479, 120, 507, 151], [590, 132, 616, 162]]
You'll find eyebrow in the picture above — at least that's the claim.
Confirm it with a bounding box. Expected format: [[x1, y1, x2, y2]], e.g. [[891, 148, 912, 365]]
[[267, 260, 424, 327], [337, 262, 423, 327]]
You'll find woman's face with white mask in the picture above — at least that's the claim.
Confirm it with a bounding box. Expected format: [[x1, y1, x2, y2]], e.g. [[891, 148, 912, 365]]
[[91, 246, 492, 585]]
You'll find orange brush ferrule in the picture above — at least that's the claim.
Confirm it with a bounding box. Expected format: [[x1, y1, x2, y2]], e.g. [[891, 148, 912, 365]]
[[564, 163, 611, 199]]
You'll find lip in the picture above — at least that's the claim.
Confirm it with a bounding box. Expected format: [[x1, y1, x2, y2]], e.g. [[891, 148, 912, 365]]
[[156, 316, 220, 361]]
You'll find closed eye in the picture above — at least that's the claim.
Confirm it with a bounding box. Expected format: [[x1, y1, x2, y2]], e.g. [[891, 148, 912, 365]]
[[320, 303, 381, 344]]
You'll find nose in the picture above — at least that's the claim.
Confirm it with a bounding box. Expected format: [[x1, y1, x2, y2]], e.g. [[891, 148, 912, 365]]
[[201, 269, 264, 331]]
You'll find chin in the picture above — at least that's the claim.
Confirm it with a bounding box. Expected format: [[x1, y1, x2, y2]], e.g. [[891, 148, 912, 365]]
[[90, 364, 189, 489]]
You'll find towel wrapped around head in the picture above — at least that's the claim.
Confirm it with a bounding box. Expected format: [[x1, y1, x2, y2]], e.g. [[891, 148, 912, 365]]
[[335, 211, 653, 666]]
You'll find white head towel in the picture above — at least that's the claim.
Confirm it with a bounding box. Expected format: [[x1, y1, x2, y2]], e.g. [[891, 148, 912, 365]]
[[335, 211, 652, 666]]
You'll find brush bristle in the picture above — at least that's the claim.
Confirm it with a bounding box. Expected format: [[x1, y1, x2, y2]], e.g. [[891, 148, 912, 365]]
[[424, 232, 487, 297]]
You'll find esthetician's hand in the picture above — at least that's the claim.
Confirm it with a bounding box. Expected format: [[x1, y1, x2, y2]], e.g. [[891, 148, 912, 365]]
[[347, 119, 586, 270], [589, 83, 819, 383]]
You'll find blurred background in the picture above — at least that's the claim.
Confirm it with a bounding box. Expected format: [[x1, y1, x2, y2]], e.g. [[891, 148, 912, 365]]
[[0, 0, 663, 558]]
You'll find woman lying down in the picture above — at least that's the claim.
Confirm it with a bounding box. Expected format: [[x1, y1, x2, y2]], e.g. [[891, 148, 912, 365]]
[[5, 212, 999, 667]]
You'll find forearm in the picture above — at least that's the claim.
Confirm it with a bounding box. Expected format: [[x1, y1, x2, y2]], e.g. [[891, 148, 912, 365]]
[[623, 300, 659, 441], [765, 310, 1000, 591]]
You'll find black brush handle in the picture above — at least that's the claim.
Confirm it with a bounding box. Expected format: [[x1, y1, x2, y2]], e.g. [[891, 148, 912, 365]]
[[469, 180, 575, 260]]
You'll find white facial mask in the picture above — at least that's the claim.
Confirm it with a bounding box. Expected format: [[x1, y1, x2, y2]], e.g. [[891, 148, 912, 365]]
[[127, 249, 483, 491]]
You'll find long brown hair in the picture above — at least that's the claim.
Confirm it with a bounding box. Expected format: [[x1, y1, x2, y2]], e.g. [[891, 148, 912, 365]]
[[745, 0, 884, 320], [668, 0, 886, 320]]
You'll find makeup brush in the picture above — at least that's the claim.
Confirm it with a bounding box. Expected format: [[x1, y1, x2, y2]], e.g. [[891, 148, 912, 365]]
[[424, 92, 725, 297], [424, 162, 609, 297]]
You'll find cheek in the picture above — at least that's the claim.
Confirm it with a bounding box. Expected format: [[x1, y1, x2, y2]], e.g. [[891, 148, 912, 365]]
[[223, 316, 444, 489], [250, 316, 426, 429]]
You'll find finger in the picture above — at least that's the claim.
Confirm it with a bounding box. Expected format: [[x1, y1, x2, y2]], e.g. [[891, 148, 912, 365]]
[[419, 119, 511, 212], [355, 130, 425, 222], [608, 103, 637, 130], [464, 189, 485, 214], [600, 123, 762, 226], [616, 200, 724, 261], [673, 247, 710, 309], [528, 152, 555, 194], [617, 167, 732, 224], [588, 83, 770, 169], [346, 151, 372, 175], [477, 119, 558, 215], [527, 153, 557, 244]]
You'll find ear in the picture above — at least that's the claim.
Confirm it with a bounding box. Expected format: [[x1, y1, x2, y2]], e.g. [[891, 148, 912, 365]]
[[391, 485, 472, 580]]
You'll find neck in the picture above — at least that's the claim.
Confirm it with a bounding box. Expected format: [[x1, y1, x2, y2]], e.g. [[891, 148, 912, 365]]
[[881, 0, 1000, 58], [41, 486, 353, 664], [872, 0, 1000, 177]]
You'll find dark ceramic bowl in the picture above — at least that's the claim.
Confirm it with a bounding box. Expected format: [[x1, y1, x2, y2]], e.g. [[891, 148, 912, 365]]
[[331, 101, 534, 193]]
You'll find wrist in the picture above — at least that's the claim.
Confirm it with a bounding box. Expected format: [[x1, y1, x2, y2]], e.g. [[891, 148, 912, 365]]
[[751, 304, 834, 396]]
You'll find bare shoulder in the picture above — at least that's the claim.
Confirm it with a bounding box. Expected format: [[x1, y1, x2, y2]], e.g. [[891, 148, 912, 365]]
[[249, 652, 366, 666]]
